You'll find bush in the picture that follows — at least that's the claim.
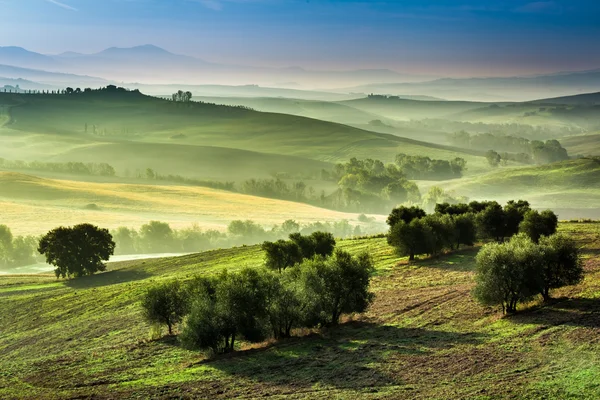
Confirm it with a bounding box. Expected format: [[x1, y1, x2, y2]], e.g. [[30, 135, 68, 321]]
[[141, 280, 188, 335]]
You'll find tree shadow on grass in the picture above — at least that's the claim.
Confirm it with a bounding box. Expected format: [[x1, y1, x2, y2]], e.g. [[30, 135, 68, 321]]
[[204, 321, 487, 392], [509, 297, 600, 329], [64, 268, 152, 289], [409, 247, 479, 272]]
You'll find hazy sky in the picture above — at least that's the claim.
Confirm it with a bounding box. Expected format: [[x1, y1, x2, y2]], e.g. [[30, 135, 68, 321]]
[[2, 0, 600, 76]]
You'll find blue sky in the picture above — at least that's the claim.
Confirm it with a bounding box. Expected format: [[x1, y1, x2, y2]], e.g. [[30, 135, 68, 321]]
[[2, 0, 600, 76]]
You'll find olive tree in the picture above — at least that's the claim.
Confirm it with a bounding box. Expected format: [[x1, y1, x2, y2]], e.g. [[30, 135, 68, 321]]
[[538, 234, 583, 301], [473, 234, 542, 313], [519, 210, 558, 243], [141, 280, 188, 335], [299, 250, 374, 326], [387, 218, 433, 261]]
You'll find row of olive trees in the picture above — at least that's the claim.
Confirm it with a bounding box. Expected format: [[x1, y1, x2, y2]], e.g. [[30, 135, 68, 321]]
[[261, 232, 336, 272], [142, 249, 375, 353], [474, 233, 583, 313], [386, 201, 558, 261]]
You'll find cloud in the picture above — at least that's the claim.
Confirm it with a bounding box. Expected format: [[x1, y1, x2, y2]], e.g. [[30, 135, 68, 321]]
[[45, 0, 77, 11], [514, 1, 562, 14]]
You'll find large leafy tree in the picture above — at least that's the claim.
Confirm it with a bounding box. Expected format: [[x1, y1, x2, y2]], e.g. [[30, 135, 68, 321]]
[[38, 223, 115, 278]]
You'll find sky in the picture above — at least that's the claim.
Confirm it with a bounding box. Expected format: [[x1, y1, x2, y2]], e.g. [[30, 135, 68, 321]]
[[1, 0, 600, 76]]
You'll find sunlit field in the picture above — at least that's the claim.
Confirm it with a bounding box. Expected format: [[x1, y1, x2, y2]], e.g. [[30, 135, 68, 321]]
[[1, 223, 598, 399]]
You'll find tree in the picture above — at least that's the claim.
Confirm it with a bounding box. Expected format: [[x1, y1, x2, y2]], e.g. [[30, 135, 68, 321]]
[[473, 234, 542, 313], [139, 221, 175, 253], [486, 150, 501, 167], [300, 250, 374, 326], [386, 206, 426, 227], [387, 218, 433, 261], [422, 214, 456, 254], [310, 231, 336, 257], [453, 213, 477, 249], [476, 202, 506, 242], [538, 234, 584, 301], [289, 232, 316, 259], [262, 240, 303, 272], [504, 200, 531, 237], [141, 280, 188, 335], [38, 224, 115, 278], [519, 210, 558, 243], [0, 225, 14, 266], [264, 271, 303, 339]]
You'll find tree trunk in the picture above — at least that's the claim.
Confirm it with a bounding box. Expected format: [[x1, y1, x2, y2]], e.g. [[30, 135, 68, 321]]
[[409, 252, 415, 261], [167, 322, 172, 335], [230, 335, 235, 351], [542, 288, 551, 302]]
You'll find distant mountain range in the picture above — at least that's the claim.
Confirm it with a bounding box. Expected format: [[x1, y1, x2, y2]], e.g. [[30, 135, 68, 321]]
[[0, 45, 433, 88], [0, 45, 599, 101]]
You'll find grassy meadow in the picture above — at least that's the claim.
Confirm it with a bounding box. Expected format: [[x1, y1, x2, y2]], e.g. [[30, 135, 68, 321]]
[[0, 171, 362, 236], [419, 158, 600, 219], [1, 222, 599, 399]]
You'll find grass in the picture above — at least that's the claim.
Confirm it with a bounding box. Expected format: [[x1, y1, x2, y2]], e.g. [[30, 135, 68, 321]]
[[0, 171, 362, 236], [423, 158, 600, 219], [0, 91, 492, 175], [561, 133, 600, 157], [1, 222, 599, 399]]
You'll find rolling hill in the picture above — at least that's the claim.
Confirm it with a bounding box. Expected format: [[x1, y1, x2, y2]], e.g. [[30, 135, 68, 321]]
[[560, 133, 600, 156], [423, 158, 600, 219], [0, 91, 492, 175], [0, 171, 360, 236]]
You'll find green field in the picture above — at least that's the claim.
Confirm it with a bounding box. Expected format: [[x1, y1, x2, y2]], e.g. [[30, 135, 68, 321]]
[[1, 222, 599, 399], [561, 133, 600, 157], [0, 91, 493, 176], [419, 158, 600, 219]]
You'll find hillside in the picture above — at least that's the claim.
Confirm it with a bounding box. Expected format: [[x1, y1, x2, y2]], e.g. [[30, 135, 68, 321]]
[[0, 172, 359, 236], [1, 223, 599, 399], [561, 134, 600, 156], [425, 158, 600, 219], [0, 91, 492, 174]]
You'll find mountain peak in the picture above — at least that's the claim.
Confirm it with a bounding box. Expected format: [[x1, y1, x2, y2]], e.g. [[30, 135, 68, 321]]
[[98, 44, 173, 56]]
